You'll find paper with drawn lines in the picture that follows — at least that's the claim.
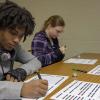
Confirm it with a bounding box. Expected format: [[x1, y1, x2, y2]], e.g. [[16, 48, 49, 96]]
[[88, 65, 100, 75], [51, 80, 100, 100], [22, 74, 69, 100], [64, 58, 97, 65]]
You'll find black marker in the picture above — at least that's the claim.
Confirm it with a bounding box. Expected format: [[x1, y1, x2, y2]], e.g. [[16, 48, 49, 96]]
[[72, 69, 87, 73], [64, 45, 66, 48], [35, 71, 42, 79]]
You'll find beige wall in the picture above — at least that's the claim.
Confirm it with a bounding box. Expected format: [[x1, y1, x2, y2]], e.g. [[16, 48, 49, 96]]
[[9, 0, 100, 59]]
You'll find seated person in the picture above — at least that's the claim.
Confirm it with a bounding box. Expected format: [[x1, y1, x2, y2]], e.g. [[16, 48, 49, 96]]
[[31, 15, 66, 67], [0, 0, 48, 99]]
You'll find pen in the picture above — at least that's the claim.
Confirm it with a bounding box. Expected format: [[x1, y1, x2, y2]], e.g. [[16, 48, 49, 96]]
[[64, 45, 66, 48], [35, 71, 42, 79], [72, 69, 87, 73]]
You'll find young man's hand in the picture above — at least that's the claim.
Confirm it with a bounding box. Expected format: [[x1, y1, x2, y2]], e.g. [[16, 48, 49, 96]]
[[21, 79, 48, 99], [6, 68, 27, 82], [6, 74, 18, 82]]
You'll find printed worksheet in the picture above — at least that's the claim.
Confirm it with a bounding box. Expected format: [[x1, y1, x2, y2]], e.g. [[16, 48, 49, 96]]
[[22, 74, 69, 100], [51, 80, 100, 100], [64, 58, 97, 65], [88, 65, 100, 75]]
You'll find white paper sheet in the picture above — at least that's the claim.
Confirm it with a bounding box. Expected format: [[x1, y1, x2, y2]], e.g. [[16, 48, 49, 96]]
[[88, 65, 100, 75], [22, 74, 69, 100], [51, 80, 100, 100], [64, 58, 97, 65]]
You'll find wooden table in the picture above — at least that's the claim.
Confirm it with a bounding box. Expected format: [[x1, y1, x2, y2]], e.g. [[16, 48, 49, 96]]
[[37, 53, 100, 100]]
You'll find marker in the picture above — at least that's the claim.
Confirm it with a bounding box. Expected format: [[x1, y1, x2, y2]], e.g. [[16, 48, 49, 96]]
[[35, 71, 42, 79], [72, 69, 87, 73], [64, 45, 66, 48]]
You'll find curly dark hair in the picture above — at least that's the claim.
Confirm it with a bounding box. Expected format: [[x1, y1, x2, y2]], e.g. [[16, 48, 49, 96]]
[[0, 0, 35, 41]]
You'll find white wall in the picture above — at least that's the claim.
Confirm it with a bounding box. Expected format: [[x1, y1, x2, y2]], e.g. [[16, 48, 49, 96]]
[[9, 0, 100, 59]]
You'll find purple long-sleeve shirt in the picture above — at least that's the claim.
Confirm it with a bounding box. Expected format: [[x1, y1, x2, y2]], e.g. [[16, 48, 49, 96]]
[[31, 31, 64, 67]]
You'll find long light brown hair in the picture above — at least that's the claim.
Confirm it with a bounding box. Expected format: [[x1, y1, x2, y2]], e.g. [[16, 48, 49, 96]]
[[42, 15, 65, 31]]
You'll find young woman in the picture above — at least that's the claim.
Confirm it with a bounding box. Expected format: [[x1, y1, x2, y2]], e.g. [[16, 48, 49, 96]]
[[31, 15, 66, 67]]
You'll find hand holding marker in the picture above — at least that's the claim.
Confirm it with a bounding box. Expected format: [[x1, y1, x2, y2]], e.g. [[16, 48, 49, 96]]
[[35, 71, 42, 79]]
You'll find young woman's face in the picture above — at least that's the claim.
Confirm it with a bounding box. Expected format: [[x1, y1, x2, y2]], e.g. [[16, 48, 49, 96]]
[[0, 28, 24, 51], [47, 25, 64, 38]]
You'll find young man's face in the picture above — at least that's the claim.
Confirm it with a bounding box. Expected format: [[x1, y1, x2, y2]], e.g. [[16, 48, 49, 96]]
[[0, 28, 24, 51]]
